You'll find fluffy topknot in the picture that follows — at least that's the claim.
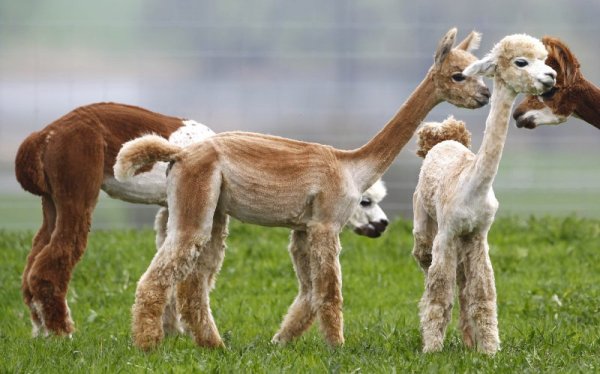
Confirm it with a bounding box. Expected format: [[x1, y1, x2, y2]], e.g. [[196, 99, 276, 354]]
[[416, 116, 472, 158]]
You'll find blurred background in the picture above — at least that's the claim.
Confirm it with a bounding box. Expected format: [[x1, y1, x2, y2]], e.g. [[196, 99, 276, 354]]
[[1, 0, 599, 230]]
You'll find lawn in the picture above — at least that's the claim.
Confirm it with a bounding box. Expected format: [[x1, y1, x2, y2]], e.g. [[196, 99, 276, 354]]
[[0, 217, 599, 372]]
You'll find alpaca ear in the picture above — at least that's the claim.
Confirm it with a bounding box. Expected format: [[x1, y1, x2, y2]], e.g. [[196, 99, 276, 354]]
[[543, 36, 580, 85], [463, 55, 496, 77], [434, 27, 458, 66], [456, 31, 482, 52]]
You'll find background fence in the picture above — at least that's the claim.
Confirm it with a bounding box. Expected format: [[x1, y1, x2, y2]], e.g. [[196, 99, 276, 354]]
[[1, 0, 599, 229]]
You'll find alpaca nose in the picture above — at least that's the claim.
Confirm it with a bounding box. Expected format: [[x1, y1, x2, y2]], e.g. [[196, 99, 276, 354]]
[[545, 71, 557, 81], [380, 219, 389, 228]]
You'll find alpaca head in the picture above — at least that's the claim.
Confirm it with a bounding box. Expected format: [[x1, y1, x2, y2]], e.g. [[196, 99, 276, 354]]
[[429, 28, 491, 109], [346, 180, 389, 238], [513, 37, 581, 128], [463, 34, 556, 95]]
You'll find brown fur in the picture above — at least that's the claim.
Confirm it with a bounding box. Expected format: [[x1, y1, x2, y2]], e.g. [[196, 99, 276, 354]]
[[117, 28, 491, 351], [513, 36, 600, 129], [15, 102, 185, 336], [416, 116, 472, 158]]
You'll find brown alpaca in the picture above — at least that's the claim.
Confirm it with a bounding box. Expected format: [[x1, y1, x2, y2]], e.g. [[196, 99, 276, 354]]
[[513, 36, 600, 129], [114, 28, 491, 350], [14, 102, 197, 337]]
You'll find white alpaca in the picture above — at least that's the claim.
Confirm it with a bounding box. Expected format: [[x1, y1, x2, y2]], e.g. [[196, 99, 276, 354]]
[[412, 34, 556, 355]]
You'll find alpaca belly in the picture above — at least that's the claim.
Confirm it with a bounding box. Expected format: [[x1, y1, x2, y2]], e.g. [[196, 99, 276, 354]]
[[220, 182, 317, 229], [102, 162, 168, 205]]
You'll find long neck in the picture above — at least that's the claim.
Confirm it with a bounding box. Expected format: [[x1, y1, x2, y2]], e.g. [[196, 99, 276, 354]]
[[348, 71, 441, 191], [469, 78, 517, 194], [574, 78, 600, 130]]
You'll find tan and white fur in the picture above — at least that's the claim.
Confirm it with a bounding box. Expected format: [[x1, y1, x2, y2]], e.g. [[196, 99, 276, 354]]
[[412, 34, 556, 355], [115, 28, 490, 350]]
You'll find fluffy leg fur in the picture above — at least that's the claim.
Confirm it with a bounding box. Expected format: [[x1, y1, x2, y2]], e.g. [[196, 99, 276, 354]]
[[308, 225, 344, 346], [412, 192, 437, 275], [153, 207, 183, 335], [419, 232, 457, 353], [132, 161, 221, 350], [272, 230, 317, 344], [464, 234, 500, 354], [177, 211, 228, 348], [25, 135, 104, 336], [456, 249, 475, 349], [22, 196, 56, 337]]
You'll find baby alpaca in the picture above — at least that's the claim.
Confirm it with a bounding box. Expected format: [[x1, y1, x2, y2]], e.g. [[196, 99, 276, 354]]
[[116, 28, 490, 350], [412, 34, 555, 355]]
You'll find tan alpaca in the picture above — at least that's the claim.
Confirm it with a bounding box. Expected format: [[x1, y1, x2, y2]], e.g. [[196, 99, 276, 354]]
[[115, 28, 490, 350], [412, 34, 556, 355], [513, 36, 600, 130]]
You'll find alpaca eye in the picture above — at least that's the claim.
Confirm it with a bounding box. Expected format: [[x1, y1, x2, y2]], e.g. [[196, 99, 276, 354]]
[[452, 73, 466, 82], [360, 198, 372, 207], [514, 59, 528, 67]]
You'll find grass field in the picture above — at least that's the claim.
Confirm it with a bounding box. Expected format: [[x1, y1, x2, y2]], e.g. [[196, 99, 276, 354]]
[[1, 217, 599, 372]]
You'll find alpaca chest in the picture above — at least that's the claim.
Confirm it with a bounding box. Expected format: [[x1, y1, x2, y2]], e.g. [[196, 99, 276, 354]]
[[446, 191, 499, 235]]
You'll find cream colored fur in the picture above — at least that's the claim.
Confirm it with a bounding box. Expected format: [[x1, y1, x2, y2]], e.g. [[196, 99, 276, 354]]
[[114, 28, 491, 350], [412, 34, 556, 355]]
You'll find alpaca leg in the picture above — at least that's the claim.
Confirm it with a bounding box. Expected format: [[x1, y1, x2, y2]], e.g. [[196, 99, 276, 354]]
[[272, 230, 316, 345], [154, 207, 169, 250], [457, 259, 475, 349], [27, 197, 99, 336], [132, 164, 221, 350], [308, 225, 344, 346], [132, 231, 211, 349], [154, 207, 182, 335], [177, 211, 228, 348], [465, 235, 499, 355], [26, 134, 104, 336], [22, 195, 56, 337], [419, 233, 457, 353], [412, 192, 436, 274]]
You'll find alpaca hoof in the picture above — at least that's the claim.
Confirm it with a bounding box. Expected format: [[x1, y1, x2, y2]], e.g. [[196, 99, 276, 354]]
[[270, 332, 289, 346], [423, 340, 444, 353], [477, 341, 500, 355], [325, 334, 345, 347], [195, 337, 225, 349], [132, 318, 164, 350], [133, 330, 163, 351]]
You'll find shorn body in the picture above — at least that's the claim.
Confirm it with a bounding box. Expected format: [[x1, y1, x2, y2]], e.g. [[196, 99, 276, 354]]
[[412, 34, 556, 355]]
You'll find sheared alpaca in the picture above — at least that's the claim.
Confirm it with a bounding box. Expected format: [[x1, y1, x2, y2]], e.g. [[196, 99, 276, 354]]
[[115, 28, 491, 350], [513, 36, 600, 129], [412, 34, 556, 355], [14, 102, 389, 338]]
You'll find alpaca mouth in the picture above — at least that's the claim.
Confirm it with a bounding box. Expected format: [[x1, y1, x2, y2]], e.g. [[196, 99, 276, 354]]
[[475, 97, 489, 107], [515, 116, 537, 129], [353, 221, 388, 238]]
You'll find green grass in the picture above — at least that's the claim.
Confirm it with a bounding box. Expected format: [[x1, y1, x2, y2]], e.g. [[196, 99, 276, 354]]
[[1, 217, 599, 372]]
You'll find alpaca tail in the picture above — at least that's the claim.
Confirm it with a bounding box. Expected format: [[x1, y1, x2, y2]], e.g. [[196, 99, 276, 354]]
[[114, 134, 182, 181], [416, 116, 472, 158], [15, 131, 50, 196]]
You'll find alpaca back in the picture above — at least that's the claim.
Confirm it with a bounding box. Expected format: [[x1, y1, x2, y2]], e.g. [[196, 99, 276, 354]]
[[416, 116, 472, 158]]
